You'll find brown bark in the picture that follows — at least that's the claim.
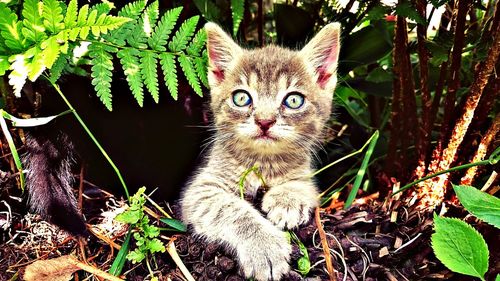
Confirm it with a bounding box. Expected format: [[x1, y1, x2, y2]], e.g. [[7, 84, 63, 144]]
[[460, 114, 500, 185]]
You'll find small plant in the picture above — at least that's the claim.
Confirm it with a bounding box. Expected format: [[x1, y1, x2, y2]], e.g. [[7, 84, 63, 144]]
[[115, 187, 165, 279], [431, 184, 500, 280]]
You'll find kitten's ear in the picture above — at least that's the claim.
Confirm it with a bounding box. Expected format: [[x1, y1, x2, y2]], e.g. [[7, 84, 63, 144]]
[[205, 22, 242, 87], [300, 23, 341, 91]]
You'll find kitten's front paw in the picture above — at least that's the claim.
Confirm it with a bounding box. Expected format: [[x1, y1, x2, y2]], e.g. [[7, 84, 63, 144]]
[[238, 228, 291, 281], [262, 188, 317, 229]]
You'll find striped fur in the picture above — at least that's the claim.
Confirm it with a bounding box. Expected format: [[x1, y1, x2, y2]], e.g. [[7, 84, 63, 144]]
[[181, 22, 341, 280]]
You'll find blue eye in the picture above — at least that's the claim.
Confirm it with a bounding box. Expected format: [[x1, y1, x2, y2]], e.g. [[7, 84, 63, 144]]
[[232, 90, 252, 107], [283, 92, 305, 109]]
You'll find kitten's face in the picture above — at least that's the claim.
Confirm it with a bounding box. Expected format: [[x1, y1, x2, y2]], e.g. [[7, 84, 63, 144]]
[[206, 23, 340, 155]]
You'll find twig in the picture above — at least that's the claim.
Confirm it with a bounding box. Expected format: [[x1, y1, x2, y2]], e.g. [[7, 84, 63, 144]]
[[315, 207, 337, 281], [69, 256, 124, 281]]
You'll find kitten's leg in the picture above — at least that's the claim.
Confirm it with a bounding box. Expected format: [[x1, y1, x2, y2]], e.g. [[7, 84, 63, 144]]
[[181, 183, 291, 281], [262, 180, 319, 229]]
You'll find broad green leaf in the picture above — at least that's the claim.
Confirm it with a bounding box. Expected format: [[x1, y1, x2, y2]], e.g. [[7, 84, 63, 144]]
[[160, 218, 187, 232], [366, 68, 392, 83], [159, 53, 178, 100], [432, 214, 489, 280], [148, 6, 182, 51], [0, 4, 25, 52], [140, 51, 159, 103], [22, 0, 46, 43], [127, 248, 146, 264], [231, 0, 244, 36], [146, 238, 165, 253], [89, 42, 115, 111], [178, 54, 202, 97], [118, 48, 144, 106], [453, 184, 500, 228], [169, 16, 199, 52], [42, 0, 64, 33]]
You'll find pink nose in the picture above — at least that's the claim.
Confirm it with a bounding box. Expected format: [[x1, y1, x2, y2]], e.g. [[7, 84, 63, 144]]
[[255, 119, 276, 132]]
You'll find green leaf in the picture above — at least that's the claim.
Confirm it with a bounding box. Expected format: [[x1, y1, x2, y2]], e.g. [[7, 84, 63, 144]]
[[2, 109, 71, 127], [192, 0, 221, 21], [116, 207, 143, 224], [109, 230, 132, 276], [118, 0, 147, 18], [42, 0, 64, 33], [169, 16, 199, 52], [432, 214, 489, 280], [288, 232, 310, 276], [193, 56, 208, 88], [231, 0, 244, 36], [8, 54, 29, 97], [160, 218, 187, 232], [453, 185, 500, 228], [28, 46, 46, 81], [394, 2, 426, 25], [89, 2, 114, 16], [141, 1, 159, 38], [40, 35, 60, 68], [186, 28, 207, 56], [159, 53, 178, 100], [89, 42, 115, 111], [148, 6, 182, 51], [64, 0, 77, 28], [140, 51, 159, 103], [0, 56, 9, 76], [146, 238, 165, 253], [366, 67, 392, 83], [22, 0, 46, 43], [127, 248, 146, 264], [48, 54, 66, 83], [118, 48, 144, 107], [0, 4, 25, 52], [178, 54, 202, 97]]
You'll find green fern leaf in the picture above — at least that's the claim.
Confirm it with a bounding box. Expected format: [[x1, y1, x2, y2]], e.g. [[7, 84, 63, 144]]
[[186, 28, 206, 56], [40, 35, 60, 68], [193, 56, 208, 88], [89, 42, 116, 111], [192, 0, 221, 21], [48, 54, 67, 83], [159, 53, 178, 100], [77, 4, 89, 26], [28, 46, 46, 81], [178, 54, 202, 97], [0, 56, 9, 76], [64, 0, 77, 28], [148, 6, 182, 52], [118, 0, 147, 18], [42, 0, 64, 33], [231, 0, 244, 36], [8, 54, 29, 97], [142, 1, 159, 37], [0, 4, 25, 52], [118, 48, 144, 106], [140, 51, 159, 103], [22, 0, 46, 43], [89, 2, 114, 15], [168, 16, 199, 52]]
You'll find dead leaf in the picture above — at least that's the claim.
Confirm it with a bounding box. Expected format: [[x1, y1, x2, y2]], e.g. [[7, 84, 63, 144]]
[[23, 255, 79, 281]]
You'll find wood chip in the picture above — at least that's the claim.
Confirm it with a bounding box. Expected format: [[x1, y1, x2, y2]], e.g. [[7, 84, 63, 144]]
[[390, 211, 398, 222], [379, 247, 389, 258], [394, 236, 403, 249]]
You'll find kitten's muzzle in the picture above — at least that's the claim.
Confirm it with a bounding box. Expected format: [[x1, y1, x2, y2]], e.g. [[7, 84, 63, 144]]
[[255, 118, 276, 133]]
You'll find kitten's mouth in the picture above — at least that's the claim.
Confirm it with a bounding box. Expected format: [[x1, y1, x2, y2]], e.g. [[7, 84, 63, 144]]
[[254, 133, 278, 141]]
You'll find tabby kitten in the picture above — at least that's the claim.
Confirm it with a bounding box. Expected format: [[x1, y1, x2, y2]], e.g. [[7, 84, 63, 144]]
[[181, 22, 340, 280]]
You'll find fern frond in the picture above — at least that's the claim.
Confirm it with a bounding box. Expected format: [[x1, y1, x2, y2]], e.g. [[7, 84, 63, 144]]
[[159, 53, 178, 100], [0, 4, 25, 52], [40, 35, 60, 68], [64, 0, 77, 28], [89, 2, 114, 16], [148, 6, 182, 52], [8, 54, 29, 97], [22, 0, 46, 43], [42, 0, 64, 33], [118, 0, 147, 18], [28, 46, 46, 81], [178, 54, 202, 97], [89, 42, 116, 111], [193, 56, 208, 88], [118, 48, 144, 106], [231, 0, 244, 36], [127, 19, 147, 49], [142, 1, 159, 37], [186, 28, 206, 56], [48, 54, 67, 83], [140, 51, 159, 103], [168, 16, 199, 52]]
